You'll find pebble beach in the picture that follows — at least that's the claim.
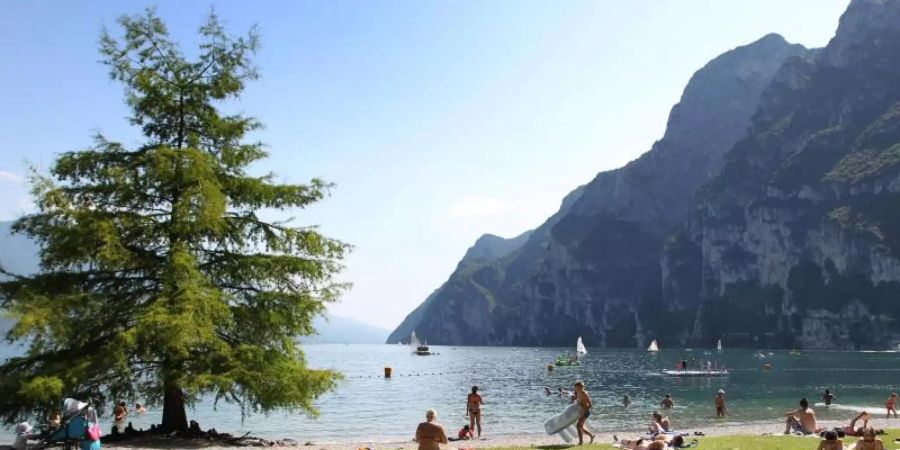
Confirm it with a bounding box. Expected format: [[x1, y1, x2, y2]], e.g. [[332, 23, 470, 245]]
[[98, 417, 899, 450]]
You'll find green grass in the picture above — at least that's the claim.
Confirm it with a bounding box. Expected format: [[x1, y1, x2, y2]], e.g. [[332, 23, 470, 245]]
[[486, 429, 900, 450]]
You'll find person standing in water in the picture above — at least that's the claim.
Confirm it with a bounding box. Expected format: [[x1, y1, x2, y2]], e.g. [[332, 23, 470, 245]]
[[715, 390, 727, 417], [573, 381, 594, 445], [466, 386, 484, 437], [661, 394, 674, 409], [822, 389, 835, 406], [886, 393, 897, 418], [623, 394, 631, 408]]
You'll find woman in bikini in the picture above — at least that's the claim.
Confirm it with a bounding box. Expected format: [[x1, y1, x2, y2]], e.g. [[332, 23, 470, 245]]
[[466, 386, 483, 437]]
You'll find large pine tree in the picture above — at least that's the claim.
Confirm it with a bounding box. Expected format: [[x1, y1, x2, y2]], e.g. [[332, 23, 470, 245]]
[[0, 10, 347, 432]]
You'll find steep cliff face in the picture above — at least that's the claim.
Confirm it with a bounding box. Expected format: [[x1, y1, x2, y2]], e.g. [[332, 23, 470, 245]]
[[661, 0, 900, 350], [391, 34, 807, 346]]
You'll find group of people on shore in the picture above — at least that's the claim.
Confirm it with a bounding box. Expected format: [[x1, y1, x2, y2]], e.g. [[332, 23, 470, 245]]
[[782, 397, 891, 450], [415, 381, 596, 449], [414, 383, 899, 450]]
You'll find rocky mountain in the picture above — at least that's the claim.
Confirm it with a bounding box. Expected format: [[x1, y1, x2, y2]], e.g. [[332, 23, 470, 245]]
[[661, 0, 900, 350], [390, 33, 809, 346]]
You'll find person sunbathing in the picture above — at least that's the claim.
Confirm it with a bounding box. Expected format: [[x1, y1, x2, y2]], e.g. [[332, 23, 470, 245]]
[[846, 428, 884, 450], [614, 434, 683, 450], [817, 430, 844, 450], [784, 398, 820, 435], [841, 411, 869, 437]]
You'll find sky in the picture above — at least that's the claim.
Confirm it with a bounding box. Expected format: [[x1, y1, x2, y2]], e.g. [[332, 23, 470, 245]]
[[0, 1, 850, 330]]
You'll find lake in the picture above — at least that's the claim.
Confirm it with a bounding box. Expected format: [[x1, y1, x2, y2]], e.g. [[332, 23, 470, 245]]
[[3, 343, 900, 443]]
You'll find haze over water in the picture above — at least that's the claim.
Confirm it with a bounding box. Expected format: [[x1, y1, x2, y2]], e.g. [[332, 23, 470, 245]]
[[3, 344, 900, 442]]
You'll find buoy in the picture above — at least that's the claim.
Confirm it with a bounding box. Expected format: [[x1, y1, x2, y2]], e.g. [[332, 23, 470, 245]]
[[547, 364, 554, 372], [384, 367, 392, 378]]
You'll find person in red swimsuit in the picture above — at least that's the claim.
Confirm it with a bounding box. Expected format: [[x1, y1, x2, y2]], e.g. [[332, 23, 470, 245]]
[[886, 393, 897, 418], [466, 386, 483, 437]]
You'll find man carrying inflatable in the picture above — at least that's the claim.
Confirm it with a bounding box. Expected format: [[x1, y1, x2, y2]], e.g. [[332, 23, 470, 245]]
[[573, 381, 594, 445]]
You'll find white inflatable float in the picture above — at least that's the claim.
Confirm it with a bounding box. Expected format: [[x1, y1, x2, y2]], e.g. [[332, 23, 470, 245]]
[[544, 403, 583, 443]]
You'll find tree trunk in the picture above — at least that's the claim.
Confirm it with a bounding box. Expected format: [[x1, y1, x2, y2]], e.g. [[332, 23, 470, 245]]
[[160, 384, 188, 433]]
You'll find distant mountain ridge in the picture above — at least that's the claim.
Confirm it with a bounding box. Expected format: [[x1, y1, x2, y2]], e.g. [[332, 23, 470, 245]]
[[390, 33, 807, 345], [393, 0, 900, 350]]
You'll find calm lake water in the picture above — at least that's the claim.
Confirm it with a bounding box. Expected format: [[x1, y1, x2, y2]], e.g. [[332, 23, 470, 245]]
[[3, 343, 900, 443]]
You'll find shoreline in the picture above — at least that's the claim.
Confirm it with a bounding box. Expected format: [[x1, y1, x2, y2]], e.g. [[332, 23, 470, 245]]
[[99, 417, 898, 449]]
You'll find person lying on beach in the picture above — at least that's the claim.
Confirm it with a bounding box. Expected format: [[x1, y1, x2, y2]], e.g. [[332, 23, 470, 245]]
[[415, 409, 448, 450], [614, 434, 684, 450], [649, 411, 671, 434], [817, 430, 844, 450], [846, 427, 885, 450], [661, 394, 674, 409], [784, 398, 820, 435], [841, 412, 870, 437]]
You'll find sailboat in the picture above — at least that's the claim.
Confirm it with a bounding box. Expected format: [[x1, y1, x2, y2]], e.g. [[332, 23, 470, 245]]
[[410, 331, 432, 356], [647, 339, 659, 353], [716, 339, 723, 352], [555, 337, 585, 367], [576, 336, 587, 355]]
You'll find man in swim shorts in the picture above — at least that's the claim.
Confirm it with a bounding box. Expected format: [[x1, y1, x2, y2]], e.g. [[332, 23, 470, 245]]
[[784, 398, 819, 435], [573, 381, 594, 445]]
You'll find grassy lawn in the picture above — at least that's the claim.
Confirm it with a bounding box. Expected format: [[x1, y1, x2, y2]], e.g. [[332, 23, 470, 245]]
[[487, 429, 900, 450]]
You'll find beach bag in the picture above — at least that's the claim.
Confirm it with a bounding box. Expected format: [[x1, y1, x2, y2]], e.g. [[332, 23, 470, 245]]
[[85, 422, 101, 441]]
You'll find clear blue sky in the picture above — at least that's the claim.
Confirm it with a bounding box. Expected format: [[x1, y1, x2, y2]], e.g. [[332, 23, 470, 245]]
[[0, 1, 849, 330]]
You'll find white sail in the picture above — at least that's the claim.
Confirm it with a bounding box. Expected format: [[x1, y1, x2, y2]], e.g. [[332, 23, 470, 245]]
[[716, 339, 722, 351], [410, 331, 421, 347], [576, 337, 587, 355], [647, 339, 659, 352]]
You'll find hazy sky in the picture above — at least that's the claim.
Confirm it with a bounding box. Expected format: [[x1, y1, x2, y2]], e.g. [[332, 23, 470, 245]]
[[0, 1, 849, 330]]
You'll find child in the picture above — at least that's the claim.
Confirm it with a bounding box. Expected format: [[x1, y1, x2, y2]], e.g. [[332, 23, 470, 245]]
[[449, 424, 474, 441], [715, 389, 728, 417], [13, 422, 35, 450], [886, 393, 897, 419]]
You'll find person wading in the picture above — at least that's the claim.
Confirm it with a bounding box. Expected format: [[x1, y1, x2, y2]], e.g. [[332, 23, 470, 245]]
[[466, 386, 484, 437]]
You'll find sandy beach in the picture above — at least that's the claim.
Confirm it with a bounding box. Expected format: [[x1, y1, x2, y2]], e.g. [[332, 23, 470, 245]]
[[97, 417, 898, 450]]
